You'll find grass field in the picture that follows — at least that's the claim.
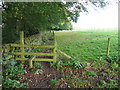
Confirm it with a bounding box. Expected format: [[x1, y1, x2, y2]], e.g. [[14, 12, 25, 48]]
[[55, 29, 118, 61]]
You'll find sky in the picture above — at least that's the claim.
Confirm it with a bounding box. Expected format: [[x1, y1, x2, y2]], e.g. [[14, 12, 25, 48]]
[[72, 2, 118, 30]]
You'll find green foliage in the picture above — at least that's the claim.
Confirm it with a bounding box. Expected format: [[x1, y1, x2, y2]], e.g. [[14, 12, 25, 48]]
[[3, 79, 27, 88], [33, 61, 42, 69], [50, 61, 63, 70], [49, 35, 54, 40], [106, 56, 119, 63], [2, 2, 70, 43], [51, 22, 72, 30], [49, 79, 58, 85], [111, 63, 119, 70], [72, 60, 85, 69], [42, 37, 49, 44], [50, 59, 85, 70], [83, 71, 97, 77], [98, 80, 119, 88], [2, 58, 27, 88], [64, 76, 90, 88], [31, 69, 43, 74], [2, 1, 108, 44]]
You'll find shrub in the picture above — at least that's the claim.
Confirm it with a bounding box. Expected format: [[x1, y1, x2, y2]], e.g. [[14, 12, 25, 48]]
[[33, 61, 42, 69], [49, 79, 58, 85], [2, 58, 27, 88]]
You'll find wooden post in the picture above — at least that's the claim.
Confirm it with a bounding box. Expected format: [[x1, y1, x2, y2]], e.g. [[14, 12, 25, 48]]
[[53, 31, 56, 62], [20, 31, 25, 63], [107, 38, 110, 57], [28, 56, 36, 68], [29, 60, 33, 68]]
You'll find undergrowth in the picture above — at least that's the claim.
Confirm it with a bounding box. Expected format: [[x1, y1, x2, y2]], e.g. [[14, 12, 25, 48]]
[[2, 56, 28, 88]]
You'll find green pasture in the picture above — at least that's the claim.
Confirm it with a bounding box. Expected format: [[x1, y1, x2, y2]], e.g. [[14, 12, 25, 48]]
[[55, 29, 118, 61]]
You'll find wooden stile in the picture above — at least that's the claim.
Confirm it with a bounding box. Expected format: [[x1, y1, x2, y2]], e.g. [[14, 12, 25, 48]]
[[4, 31, 56, 66]]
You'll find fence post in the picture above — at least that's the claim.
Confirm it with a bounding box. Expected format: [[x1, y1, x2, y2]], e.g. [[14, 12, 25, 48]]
[[28, 56, 36, 68], [20, 31, 25, 63], [53, 31, 56, 62], [107, 38, 110, 57]]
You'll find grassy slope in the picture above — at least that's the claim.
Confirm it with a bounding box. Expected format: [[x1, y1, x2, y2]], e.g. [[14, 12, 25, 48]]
[[55, 29, 118, 61]]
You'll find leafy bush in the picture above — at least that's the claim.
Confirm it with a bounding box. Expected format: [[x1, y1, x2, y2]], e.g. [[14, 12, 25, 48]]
[[33, 61, 42, 69], [49, 35, 54, 40], [42, 35, 49, 44], [50, 59, 85, 70], [3, 79, 27, 88], [83, 71, 97, 77], [64, 76, 90, 88], [50, 61, 63, 70], [106, 56, 119, 63], [72, 60, 85, 69], [98, 80, 119, 88], [2, 58, 27, 88], [111, 63, 119, 69], [49, 79, 58, 85]]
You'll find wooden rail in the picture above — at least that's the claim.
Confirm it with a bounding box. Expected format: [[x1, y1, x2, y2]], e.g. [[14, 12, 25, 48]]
[[10, 44, 55, 48], [12, 52, 55, 56], [57, 49, 72, 59]]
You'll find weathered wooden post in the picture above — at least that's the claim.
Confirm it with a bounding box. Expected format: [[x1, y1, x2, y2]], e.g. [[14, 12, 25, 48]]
[[29, 60, 33, 68], [20, 31, 25, 63], [53, 31, 56, 62], [107, 38, 110, 57], [28, 56, 36, 68]]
